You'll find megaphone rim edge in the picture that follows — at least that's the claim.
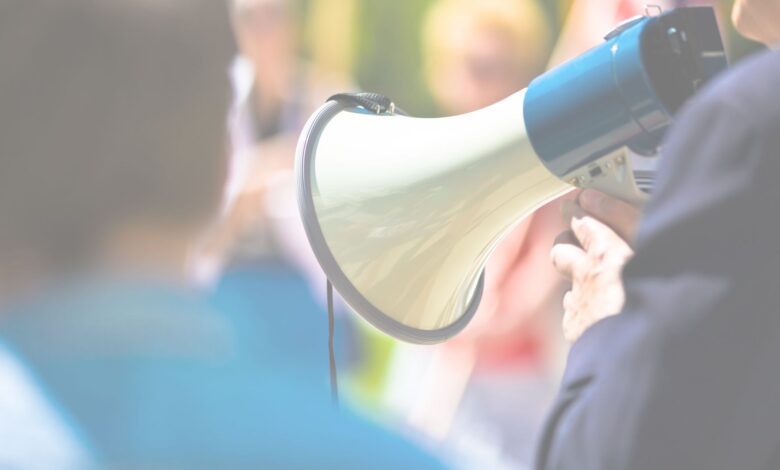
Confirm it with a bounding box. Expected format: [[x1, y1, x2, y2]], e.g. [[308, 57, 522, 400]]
[[295, 99, 486, 345]]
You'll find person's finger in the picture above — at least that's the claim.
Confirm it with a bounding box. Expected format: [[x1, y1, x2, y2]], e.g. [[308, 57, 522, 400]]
[[550, 242, 587, 280], [578, 189, 641, 243], [562, 290, 577, 314], [571, 216, 632, 259], [553, 229, 581, 248]]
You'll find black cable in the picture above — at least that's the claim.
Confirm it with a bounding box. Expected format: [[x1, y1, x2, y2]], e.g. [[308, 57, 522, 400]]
[[327, 280, 339, 406], [318, 93, 402, 407]]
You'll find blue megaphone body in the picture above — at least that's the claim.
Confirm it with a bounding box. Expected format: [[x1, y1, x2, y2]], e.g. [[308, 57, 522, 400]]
[[525, 6, 727, 179]]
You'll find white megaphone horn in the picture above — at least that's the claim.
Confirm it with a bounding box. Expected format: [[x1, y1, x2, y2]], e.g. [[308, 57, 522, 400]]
[[296, 7, 727, 343]]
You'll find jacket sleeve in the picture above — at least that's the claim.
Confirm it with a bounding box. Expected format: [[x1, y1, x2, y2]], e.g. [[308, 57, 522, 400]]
[[535, 55, 780, 470]]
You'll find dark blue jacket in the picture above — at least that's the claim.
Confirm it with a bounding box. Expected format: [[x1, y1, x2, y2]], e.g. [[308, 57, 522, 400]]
[[536, 49, 780, 470]]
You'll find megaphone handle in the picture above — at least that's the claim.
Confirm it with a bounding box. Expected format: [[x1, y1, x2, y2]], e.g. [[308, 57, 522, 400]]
[[563, 147, 649, 206]]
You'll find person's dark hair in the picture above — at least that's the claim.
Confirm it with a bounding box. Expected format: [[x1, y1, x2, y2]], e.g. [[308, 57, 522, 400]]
[[0, 0, 236, 270]]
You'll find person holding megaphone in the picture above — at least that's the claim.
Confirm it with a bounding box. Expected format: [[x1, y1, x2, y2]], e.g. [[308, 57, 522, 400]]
[[539, 0, 780, 468]]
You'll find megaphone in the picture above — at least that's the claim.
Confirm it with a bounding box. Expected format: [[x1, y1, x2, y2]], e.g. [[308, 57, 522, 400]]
[[296, 7, 727, 343]]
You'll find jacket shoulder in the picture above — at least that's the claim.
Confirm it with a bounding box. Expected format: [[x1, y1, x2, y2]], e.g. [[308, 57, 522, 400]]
[[685, 49, 780, 130]]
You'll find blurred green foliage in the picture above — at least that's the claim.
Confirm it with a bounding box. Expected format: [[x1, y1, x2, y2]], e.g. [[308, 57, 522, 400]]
[[351, 0, 438, 116]]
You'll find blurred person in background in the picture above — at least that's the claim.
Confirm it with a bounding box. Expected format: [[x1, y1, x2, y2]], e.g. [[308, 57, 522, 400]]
[[225, 0, 348, 265], [198, 0, 347, 294], [225, 0, 426, 423], [196, 0, 362, 400], [0, 1, 446, 467], [538, 0, 780, 468]]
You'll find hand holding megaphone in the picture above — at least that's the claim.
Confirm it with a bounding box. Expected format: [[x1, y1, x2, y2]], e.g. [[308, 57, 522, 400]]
[[551, 189, 641, 344], [296, 7, 728, 343]]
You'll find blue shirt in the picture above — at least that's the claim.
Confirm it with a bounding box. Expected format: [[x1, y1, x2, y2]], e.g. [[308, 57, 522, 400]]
[[0, 279, 445, 468]]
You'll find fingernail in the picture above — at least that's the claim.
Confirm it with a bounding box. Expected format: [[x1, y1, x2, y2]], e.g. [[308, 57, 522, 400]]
[[579, 189, 603, 211]]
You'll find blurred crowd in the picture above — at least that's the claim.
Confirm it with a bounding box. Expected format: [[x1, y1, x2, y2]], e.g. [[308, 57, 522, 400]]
[[0, 0, 762, 468]]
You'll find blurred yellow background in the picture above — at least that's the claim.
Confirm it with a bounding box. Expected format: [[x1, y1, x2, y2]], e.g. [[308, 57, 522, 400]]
[[303, 0, 762, 116]]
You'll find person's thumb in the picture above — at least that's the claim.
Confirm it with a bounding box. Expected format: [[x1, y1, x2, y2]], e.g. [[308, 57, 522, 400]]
[[571, 216, 632, 260]]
